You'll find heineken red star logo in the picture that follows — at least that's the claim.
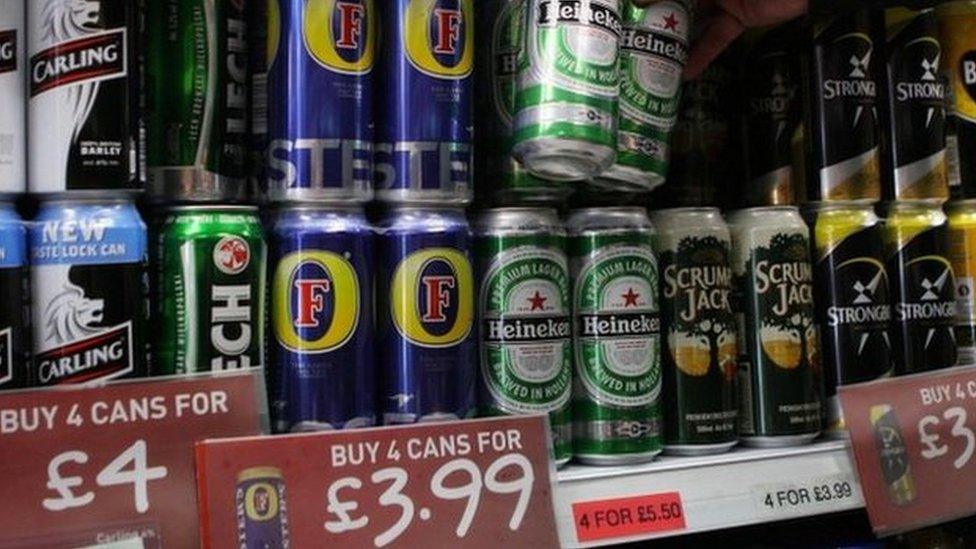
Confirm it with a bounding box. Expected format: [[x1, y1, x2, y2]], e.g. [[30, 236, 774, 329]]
[[622, 288, 640, 307], [528, 290, 548, 311], [663, 12, 679, 30]]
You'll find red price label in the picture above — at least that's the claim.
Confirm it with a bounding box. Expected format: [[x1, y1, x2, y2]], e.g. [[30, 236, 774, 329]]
[[572, 492, 686, 542]]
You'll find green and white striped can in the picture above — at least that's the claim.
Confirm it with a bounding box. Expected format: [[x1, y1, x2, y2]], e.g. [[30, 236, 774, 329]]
[[512, 0, 622, 182], [568, 207, 663, 465]]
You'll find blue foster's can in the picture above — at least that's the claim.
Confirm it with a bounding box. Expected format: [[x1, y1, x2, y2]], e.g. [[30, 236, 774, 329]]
[[269, 205, 375, 431], [0, 203, 28, 390], [265, 0, 375, 202], [376, 206, 476, 424], [374, 0, 474, 204]]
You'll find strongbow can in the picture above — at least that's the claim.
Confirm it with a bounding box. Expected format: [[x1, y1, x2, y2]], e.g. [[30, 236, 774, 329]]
[[568, 207, 662, 464], [28, 0, 142, 194], [376, 206, 476, 424], [869, 404, 916, 506], [937, 1, 976, 198], [0, 0, 24, 194], [374, 0, 473, 204], [651, 207, 738, 455], [512, 0, 621, 182], [885, 202, 957, 374], [728, 206, 821, 446], [154, 206, 267, 374], [269, 205, 374, 432], [949, 199, 976, 365], [265, 0, 375, 203], [0, 203, 27, 390], [807, 204, 892, 433], [475, 208, 573, 466], [236, 467, 290, 548], [30, 199, 148, 385]]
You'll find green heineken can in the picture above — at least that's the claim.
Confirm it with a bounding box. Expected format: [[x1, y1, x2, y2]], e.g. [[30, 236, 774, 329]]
[[475, 208, 573, 466], [567, 207, 663, 465], [651, 207, 738, 455], [727, 206, 822, 447], [512, 0, 622, 182], [154, 206, 267, 374], [593, 0, 694, 192], [146, 0, 250, 202]]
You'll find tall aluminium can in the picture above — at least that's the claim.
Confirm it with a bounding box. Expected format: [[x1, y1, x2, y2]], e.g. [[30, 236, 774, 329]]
[[728, 206, 821, 446], [376, 206, 476, 424], [0, 203, 28, 390], [235, 467, 291, 548], [884, 201, 957, 374], [652, 207, 738, 455], [154, 206, 267, 374], [937, 2, 976, 198], [268, 205, 374, 432], [512, 0, 621, 182], [27, 0, 142, 194], [374, 0, 472, 204], [0, 1, 24, 194], [248, 0, 268, 199], [949, 200, 976, 365], [806, 203, 892, 434], [567, 207, 662, 464], [475, 208, 573, 466], [265, 0, 375, 203], [30, 199, 148, 385]]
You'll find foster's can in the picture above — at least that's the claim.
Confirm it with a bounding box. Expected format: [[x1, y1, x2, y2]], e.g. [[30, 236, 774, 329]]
[[0, 203, 27, 389], [236, 467, 290, 548]]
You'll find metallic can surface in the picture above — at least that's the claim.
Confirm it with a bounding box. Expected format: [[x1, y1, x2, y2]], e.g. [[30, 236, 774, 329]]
[[475, 208, 573, 465], [268, 205, 374, 432], [30, 199, 148, 385], [728, 206, 821, 444], [885, 202, 957, 374], [265, 0, 374, 203], [948, 199, 976, 365], [807, 203, 892, 433], [568, 207, 662, 464], [376, 207, 476, 424], [154, 206, 266, 374], [651, 207, 737, 454], [248, 0, 269, 199], [147, 0, 250, 202], [27, 0, 142, 194], [512, 0, 620, 182], [0, 1, 24, 194], [869, 404, 917, 506], [0, 203, 27, 390], [235, 467, 290, 549], [937, 1, 976, 198], [374, 0, 472, 204]]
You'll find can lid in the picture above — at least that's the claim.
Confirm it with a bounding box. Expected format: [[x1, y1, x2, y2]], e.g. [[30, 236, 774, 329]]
[[475, 207, 561, 232]]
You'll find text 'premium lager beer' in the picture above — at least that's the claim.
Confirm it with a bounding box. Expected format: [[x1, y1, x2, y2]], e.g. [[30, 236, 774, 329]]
[[0, 0, 24, 194], [948, 200, 976, 365], [28, 0, 142, 194], [236, 467, 291, 548], [937, 1, 976, 197], [0, 204, 27, 390], [155, 206, 267, 374], [265, 0, 375, 203]]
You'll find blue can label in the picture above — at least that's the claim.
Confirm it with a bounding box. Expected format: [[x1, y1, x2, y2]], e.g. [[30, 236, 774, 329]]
[[0, 208, 27, 389], [390, 247, 474, 347], [0, 218, 25, 269]]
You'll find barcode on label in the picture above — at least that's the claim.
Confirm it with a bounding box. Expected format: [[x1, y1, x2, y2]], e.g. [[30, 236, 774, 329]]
[[251, 73, 267, 136], [957, 346, 976, 367], [947, 134, 962, 189]]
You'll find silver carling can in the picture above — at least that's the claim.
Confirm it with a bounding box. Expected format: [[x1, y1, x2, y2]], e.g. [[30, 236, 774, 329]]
[[0, 0, 24, 194]]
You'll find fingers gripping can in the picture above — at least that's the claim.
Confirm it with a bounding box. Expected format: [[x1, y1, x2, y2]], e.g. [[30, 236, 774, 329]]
[[0, 0, 24, 194], [651, 207, 738, 455], [0, 204, 28, 390], [475, 208, 573, 466], [948, 199, 976, 365], [236, 467, 290, 548], [513, 0, 622, 182], [568, 207, 662, 464]]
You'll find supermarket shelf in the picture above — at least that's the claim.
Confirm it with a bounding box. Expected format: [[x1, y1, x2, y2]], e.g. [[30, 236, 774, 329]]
[[554, 439, 864, 547]]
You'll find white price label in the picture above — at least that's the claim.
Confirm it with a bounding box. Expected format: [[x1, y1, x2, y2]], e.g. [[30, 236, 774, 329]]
[[752, 473, 861, 518]]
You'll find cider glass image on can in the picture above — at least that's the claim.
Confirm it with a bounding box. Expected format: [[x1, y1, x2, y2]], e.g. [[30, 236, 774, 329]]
[[0, 0, 24, 195], [236, 467, 290, 549], [937, 1, 976, 198], [948, 199, 976, 365], [869, 404, 916, 506]]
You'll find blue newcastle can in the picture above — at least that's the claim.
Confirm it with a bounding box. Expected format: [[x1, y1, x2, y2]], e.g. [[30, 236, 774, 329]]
[[376, 206, 476, 423], [268, 205, 375, 432], [265, 0, 375, 202], [374, 0, 474, 205], [0, 203, 28, 390]]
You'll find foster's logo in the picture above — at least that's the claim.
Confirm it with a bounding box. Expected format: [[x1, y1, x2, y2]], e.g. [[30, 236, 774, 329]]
[[403, 0, 474, 79], [391, 248, 473, 346], [274, 251, 360, 353], [304, 0, 376, 74]]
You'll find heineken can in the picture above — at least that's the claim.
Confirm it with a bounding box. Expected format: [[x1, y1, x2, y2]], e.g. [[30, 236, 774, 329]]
[[593, 0, 693, 192], [869, 404, 917, 506], [651, 207, 737, 455], [949, 199, 976, 365], [567, 207, 662, 465], [475, 208, 573, 466], [154, 206, 267, 374], [884, 201, 957, 374], [0, 0, 24, 194], [147, 0, 249, 202], [880, 8, 948, 203], [806, 203, 892, 434], [236, 467, 290, 548], [728, 206, 821, 446], [512, 0, 621, 182], [937, 2, 976, 198], [802, 10, 883, 203], [0, 203, 27, 390]]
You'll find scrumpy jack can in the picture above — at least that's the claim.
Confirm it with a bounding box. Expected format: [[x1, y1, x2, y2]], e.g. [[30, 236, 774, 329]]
[[0, 204, 27, 389], [475, 208, 573, 466], [0, 1, 24, 194]]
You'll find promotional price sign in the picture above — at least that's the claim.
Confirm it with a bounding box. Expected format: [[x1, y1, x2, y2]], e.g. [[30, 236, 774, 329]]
[[196, 415, 560, 548], [0, 372, 262, 548], [840, 365, 976, 535]]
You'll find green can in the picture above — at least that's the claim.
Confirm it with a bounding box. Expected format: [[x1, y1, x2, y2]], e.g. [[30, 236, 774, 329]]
[[512, 0, 621, 182], [146, 0, 249, 202], [154, 206, 267, 374], [567, 207, 663, 465], [475, 208, 573, 467]]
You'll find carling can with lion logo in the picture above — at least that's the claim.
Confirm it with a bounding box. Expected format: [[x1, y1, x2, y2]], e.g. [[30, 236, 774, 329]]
[[30, 199, 148, 385], [154, 206, 266, 375], [0, 0, 25, 194], [27, 0, 141, 194]]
